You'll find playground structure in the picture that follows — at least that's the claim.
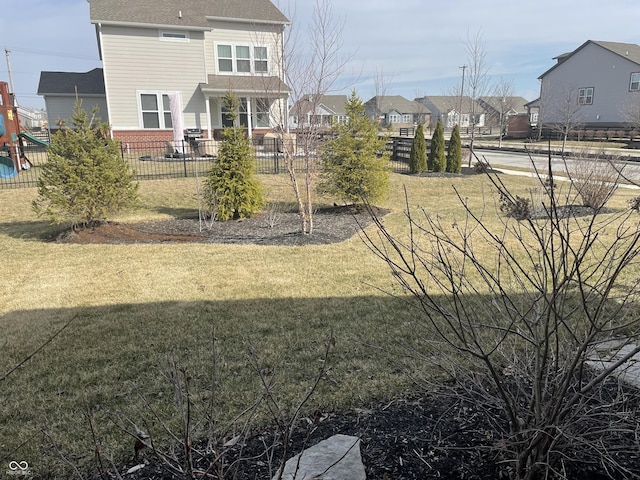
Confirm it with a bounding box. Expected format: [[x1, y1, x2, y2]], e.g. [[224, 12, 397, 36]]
[[0, 81, 48, 179]]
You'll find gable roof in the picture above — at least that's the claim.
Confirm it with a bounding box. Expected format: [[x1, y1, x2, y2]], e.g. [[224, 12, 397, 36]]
[[289, 95, 349, 116], [37, 68, 106, 96], [539, 40, 640, 79], [416, 95, 477, 114], [90, 0, 289, 29], [364, 95, 426, 114], [479, 96, 530, 114]]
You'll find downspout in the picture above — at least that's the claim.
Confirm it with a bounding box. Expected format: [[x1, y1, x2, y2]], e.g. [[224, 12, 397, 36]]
[[96, 23, 114, 139]]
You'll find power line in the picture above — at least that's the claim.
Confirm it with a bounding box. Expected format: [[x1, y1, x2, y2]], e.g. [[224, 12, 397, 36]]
[[0, 45, 98, 61]]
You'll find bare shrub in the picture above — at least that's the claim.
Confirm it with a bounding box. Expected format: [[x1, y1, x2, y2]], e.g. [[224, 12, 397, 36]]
[[627, 196, 640, 211], [567, 148, 624, 210], [363, 153, 640, 480], [499, 193, 531, 220]]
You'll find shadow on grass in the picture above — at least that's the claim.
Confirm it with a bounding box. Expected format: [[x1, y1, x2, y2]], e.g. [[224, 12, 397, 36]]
[[0, 219, 68, 241]]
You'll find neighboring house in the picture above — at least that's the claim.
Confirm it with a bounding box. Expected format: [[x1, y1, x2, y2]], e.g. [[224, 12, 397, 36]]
[[364, 95, 430, 129], [415, 95, 485, 129], [37, 68, 108, 130], [532, 40, 640, 131], [39, 0, 291, 143], [17, 106, 47, 131], [289, 95, 348, 129], [477, 96, 529, 128]]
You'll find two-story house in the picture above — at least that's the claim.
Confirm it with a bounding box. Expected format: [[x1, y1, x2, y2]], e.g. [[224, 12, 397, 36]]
[[41, 0, 291, 144], [533, 40, 640, 132]]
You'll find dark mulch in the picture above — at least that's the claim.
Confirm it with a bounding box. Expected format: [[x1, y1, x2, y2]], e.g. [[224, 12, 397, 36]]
[[115, 379, 640, 480], [56, 204, 388, 246]]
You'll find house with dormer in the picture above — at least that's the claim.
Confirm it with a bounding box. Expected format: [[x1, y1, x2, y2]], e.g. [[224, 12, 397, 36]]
[[288, 95, 349, 129], [40, 0, 290, 143], [532, 40, 640, 132]]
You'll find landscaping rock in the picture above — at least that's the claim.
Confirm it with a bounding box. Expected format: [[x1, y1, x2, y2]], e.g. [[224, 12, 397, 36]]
[[272, 434, 365, 480]]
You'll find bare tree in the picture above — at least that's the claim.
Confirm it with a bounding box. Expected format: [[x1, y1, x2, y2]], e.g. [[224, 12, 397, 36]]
[[363, 152, 640, 480], [464, 30, 491, 165], [544, 82, 586, 156], [269, 0, 350, 235], [371, 66, 393, 128], [488, 78, 517, 148]]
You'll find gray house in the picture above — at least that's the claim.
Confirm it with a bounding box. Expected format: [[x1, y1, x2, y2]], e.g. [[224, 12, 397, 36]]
[[364, 95, 430, 129], [534, 40, 640, 131], [37, 68, 108, 130], [415, 95, 485, 129], [288, 95, 348, 129]]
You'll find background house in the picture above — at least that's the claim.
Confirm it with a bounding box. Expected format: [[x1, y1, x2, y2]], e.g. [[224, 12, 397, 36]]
[[288, 95, 348, 129], [533, 40, 640, 134], [415, 95, 485, 130], [39, 0, 291, 143], [364, 95, 430, 129], [37, 68, 107, 131]]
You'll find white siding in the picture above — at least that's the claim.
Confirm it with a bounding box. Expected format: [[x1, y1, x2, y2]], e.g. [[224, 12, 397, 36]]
[[100, 25, 208, 130], [44, 96, 109, 128]]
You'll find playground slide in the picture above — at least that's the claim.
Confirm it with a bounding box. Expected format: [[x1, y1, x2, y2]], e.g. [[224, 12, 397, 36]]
[[0, 156, 17, 179], [18, 132, 49, 147]]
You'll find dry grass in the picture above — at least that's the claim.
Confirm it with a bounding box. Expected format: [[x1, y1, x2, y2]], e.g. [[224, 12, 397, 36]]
[[0, 172, 637, 477]]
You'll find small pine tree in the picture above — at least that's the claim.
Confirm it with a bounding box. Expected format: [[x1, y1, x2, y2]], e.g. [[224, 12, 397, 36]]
[[409, 123, 427, 174], [428, 119, 446, 172], [446, 124, 462, 173], [203, 91, 265, 220], [319, 91, 390, 205], [33, 101, 139, 228]]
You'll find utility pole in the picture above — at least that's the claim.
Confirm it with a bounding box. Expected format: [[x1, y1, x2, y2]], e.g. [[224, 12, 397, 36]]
[[5, 49, 16, 105], [458, 65, 466, 127]]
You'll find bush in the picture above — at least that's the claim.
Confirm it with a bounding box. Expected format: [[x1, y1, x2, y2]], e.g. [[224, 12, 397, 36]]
[[32, 102, 139, 228], [319, 91, 390, 205], [203, 92, 265, 221], [428, 120, 445, 172], [499, 193, 531, 220], [627, 196, 640, 211], [409, 123, 427, 174], [446, 125, 462, 173], [568, 153, 622, 210]]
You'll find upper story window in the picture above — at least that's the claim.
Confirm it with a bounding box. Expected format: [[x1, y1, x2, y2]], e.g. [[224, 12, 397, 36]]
[[140, 93, 173, 129], [160, 31, 189, 42], [578, 87, 594, 105], [216, 43, 269, 74], [631, 73, 640, 91]]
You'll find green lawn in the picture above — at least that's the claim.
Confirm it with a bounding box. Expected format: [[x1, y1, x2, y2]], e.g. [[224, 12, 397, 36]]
[[1, 172, 637, 477]]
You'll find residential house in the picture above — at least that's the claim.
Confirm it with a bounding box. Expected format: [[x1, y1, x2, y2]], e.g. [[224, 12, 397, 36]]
[[288, 95, 348, 130], [17, 106, 48, 131], [477, 96, 529, 129], [415, 95, 485, 130], [532, 40, 640, 132], [364, 95, 430, 129], [37, 68, 108, 130], [40, 0, 291, 144]]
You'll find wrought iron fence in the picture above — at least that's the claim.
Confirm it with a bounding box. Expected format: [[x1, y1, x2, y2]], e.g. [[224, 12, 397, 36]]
[[0, 136, 411, 190]]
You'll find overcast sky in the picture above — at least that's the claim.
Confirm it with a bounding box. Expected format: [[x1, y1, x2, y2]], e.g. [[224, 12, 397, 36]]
[[3, 0, 640, 110]]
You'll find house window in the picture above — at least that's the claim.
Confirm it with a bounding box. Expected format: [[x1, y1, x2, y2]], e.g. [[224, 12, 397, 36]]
[[160, 31, 189, 42], [388, 114, 400, 124], [255, 98, 270, 127], [140, 93, 173, 129], [236, 46, 251, 73], [222, 97, 249, 128], [631, 73, 640, 91], [218, 45, 233, 72], [578, 87, 594, 105], [216, 43, 269, 74], [402, 114, 411, 123], [254, 47, 268, 73]]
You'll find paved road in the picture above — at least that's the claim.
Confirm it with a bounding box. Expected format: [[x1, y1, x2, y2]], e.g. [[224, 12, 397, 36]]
[[472, 148, 640, 184]]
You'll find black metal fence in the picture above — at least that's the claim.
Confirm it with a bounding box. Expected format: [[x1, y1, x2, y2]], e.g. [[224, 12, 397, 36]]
[[0, 136, 412, 190]]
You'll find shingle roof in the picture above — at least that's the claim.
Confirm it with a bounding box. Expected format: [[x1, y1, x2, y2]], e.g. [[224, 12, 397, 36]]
[[289, 95, 349, 116], [90, 0, 289, 28], [365, 95, 425, 114], [37, 68, 106, 96], [480, 96, 530, 114]]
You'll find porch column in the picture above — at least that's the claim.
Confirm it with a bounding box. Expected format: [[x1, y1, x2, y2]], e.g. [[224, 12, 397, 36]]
[[246, 97, 253, 138], [205, 96, 212, 139]]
